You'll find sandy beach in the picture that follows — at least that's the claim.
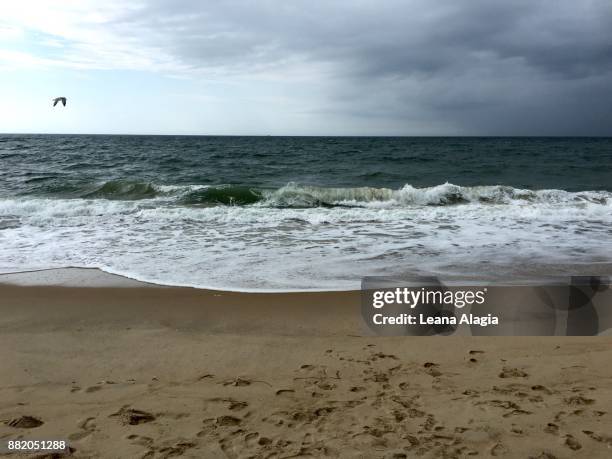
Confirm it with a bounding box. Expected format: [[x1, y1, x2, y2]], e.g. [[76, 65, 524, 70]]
[[0, 269, 610, 458], [3, 0, 612, 456]]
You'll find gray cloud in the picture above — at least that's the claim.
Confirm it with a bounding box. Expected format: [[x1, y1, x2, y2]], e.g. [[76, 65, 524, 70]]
[[13, 0, 612, 134]]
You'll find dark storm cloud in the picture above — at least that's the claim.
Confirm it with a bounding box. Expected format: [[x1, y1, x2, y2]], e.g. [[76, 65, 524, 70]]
[[108, 0, 612, 134]]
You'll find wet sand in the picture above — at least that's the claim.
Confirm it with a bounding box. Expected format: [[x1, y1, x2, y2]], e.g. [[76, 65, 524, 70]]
[[1, 269, 611, 458]]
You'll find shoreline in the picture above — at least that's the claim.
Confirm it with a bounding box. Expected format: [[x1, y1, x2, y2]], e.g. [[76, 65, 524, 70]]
[[0, 267, 357, 293], [0, 269, 363, 337], [2, 267, 611, 337], [3, 265, 612, 291]]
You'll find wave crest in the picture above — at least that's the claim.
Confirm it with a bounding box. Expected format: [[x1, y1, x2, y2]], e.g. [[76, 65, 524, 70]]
[[21, 179, 612, 208], [258, 182, 610, 208]]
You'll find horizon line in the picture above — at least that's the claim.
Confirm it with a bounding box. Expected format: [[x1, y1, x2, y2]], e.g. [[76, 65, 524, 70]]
[[2, 132, 611, 138]]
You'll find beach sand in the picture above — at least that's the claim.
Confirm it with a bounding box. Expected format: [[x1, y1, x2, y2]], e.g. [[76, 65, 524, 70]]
[[1, 269, 611, 458]]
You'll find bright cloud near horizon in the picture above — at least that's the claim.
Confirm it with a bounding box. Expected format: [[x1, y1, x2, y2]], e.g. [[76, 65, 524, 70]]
[[1, 0, 611, 136]]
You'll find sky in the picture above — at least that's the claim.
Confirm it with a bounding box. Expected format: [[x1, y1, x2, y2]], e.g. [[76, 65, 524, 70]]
[[0, 0, 611, 136]]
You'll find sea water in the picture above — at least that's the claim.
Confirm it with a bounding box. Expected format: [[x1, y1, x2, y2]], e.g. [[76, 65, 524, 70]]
[[1, 135, 611, 290]]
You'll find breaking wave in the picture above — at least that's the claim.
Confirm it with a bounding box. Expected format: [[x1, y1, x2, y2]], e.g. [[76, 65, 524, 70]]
[[22, 180, 612, 208], [259, 183, 610, 207]]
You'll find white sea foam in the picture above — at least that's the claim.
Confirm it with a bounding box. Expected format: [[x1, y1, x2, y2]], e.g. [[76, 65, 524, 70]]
[[1, 183, 611, 291], [253, 182, 611, 208]]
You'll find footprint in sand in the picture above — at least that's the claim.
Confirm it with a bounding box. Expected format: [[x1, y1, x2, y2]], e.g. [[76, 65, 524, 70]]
[[564, 434, 582, 451], [317, 381, 336, 391], [258, 437, 273, 446], [369, 352, 398, 361], [363, 369, 389, 384], [476, 399, 532, 417], [126, 434, 154, 447], [422, 414, 437, 431], [197, 418, 218, 438], [499, 367, 528, 378], [222, 377, 271, 387], [216, 415, 242, 426], [288, 406, 337, 425], [31, 446, 77, 458], [398, 382, 411, 391], [244, 431, 259, 447], [528, 453, 558, 459], [423, 362, 442, 377], [296, 364, 335, 379], [493, 383, 527, 395], [531, 384, 553, 395], [228, 400, 248, 411], [68, 417, 97, 440], [157, 441, 197, 458], [582, 430, 612, 446], [564, 395, 595, 406], [490, 442, 508, 456], [543, 422, 559, 434], [110, 406, 156, 425], [206, 397, 249, 413], [7, 415, 43, 428]]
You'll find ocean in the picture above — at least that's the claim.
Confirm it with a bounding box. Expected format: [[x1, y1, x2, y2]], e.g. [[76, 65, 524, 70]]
[[1, 135, 611, 290]]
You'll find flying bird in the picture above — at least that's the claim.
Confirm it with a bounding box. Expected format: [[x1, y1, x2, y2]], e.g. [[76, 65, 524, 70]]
[[52, 97, 67, 107]]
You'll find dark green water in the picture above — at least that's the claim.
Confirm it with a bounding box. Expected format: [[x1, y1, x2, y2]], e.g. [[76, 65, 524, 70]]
[[1, 135, 611, 200]]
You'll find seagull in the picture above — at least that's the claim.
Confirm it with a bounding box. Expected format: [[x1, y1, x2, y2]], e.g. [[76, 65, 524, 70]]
[[52, 97, 67, 107]]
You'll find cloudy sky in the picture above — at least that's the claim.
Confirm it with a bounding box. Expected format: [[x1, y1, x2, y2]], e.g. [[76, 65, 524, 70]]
[[1, 0, 611, 135]]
